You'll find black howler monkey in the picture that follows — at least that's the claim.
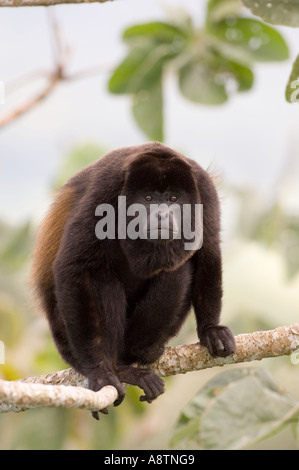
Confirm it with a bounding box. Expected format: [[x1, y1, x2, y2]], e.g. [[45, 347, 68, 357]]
[[31, 142, 235, 419]]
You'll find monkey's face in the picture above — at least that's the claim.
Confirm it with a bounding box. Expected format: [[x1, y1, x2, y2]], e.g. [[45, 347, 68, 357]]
[[126, 190, 186, 243], [118, 154, 202, 278]]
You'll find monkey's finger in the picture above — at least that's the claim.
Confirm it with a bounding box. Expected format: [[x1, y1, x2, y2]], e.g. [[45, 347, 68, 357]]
[[139, 382, 154, 403], [209, 336, 224, 357], [94, 374, 125, 407], [91, 411, 100, 420], [203, 325, 235, 357], [139, 395, 152, 403], [138, 375, 165, 403], [113, 394, 125, 407], [217, 328, 236, 357], [113, 384, 126, 407], [145, 377, 164, 401]]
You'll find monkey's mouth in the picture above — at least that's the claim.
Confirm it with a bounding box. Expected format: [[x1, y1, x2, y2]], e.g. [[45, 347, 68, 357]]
[[146, 228, 179, 240]]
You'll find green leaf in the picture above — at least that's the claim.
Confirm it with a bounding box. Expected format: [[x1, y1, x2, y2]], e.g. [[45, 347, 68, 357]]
[[200, 376, 298, 450], [207, 0, 242, 24], [170, 415, 201, 449], [109, 42, 155, 95], [178, 54, 253, 105], [109, 41, 174, 140], [171, 368, 254, 448], [285, 54, 299, 103], [221, 57, 254, 91], [132, 76, 163, 141], [179, 60, 228, 105], [209, 18, 289, 62], [123, 21, 188, 43], [109, 42, 174, 95], [171, 368, 299, 450], [242, 0, 299, 27]]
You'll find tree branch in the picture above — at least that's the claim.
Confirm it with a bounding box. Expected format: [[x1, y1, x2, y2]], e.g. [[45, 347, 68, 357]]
[[0, 9, 114, 128], [0, 0, 115, 6], [0, 324, 298, 415], [0, 74, 59, 127], [152, 323, 299, 376]]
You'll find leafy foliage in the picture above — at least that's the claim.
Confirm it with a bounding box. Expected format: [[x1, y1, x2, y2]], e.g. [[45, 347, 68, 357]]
[[286, 54, 299, 104], [240, 0, 299, 102], [242, 0, 299, 27], [234, 189, 299, 279], [108, 0, 288, 140], [171, 368, 299, 450]]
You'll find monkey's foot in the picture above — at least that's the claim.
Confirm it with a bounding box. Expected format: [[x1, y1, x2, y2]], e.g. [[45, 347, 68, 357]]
[[86, 363, 126, 420], [200, 325, 236, 358], [117, 365, 165, 404]]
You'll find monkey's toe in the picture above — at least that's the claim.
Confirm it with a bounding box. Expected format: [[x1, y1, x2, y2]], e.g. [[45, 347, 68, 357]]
[[138, 372, 165, 403]]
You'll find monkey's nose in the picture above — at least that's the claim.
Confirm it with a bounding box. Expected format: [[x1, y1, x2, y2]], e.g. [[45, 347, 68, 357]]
[[156, 211, 169, 220]]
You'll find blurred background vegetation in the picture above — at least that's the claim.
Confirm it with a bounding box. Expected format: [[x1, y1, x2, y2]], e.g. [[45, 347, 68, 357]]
[[0, 0, 299, 450]]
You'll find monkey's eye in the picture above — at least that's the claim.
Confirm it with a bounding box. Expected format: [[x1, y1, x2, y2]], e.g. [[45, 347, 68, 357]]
[[144, 195, 153, 202], [169, 195, 178, 202]]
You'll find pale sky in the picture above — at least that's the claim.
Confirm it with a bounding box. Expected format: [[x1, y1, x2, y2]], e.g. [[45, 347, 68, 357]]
[[0, 0, 299, 224]]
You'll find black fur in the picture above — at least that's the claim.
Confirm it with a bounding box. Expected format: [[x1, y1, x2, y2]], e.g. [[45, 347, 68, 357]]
[[31, 142, 235, 417]]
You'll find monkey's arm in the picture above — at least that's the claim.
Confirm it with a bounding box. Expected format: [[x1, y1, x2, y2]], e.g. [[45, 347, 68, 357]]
[[192, 244, 235, 357], [192, 169, 235, 357]]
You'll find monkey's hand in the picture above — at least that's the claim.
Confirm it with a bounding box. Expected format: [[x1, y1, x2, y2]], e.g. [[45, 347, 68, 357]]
[[199, 325, 236, 358], [86, 361, 126, 420], [117, 365, 165, 404]]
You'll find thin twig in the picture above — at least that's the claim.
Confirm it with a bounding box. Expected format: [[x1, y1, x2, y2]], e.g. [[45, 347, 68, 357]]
[[47, 8, 65, 70], [5, 69, 51, 94], [0, 9, 112, 128], [0, 74, 59, 127], [0, 0, 116, 6]]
